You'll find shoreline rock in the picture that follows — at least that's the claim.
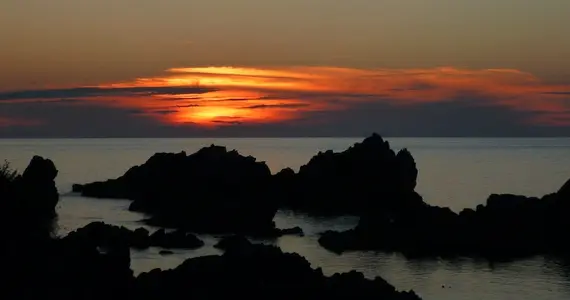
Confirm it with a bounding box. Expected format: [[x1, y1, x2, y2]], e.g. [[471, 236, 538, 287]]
[[73, 133, 423, 235], [1, 156, 59, 244], [65, 221, 205, 250], [71, 133, 570, 261], [2, 155, 421, 299], [273, 133, 421, 216], [134, 239, 422, 300], [73, 146, 281, 237], [319, 178, 570, 260]]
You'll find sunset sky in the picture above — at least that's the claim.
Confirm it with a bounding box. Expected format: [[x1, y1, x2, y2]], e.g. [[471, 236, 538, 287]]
[[1, 0, 570, 137]]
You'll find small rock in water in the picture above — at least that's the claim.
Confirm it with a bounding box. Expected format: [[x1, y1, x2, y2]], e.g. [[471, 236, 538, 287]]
[[159, 250, 174, 255]]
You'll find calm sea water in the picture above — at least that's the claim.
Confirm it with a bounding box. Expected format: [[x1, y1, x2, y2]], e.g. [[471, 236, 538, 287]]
[[1, 137, 570, 300]]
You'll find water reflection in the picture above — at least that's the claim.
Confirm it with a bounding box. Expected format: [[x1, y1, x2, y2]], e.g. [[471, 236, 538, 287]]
[[56, 195, 570, 300]]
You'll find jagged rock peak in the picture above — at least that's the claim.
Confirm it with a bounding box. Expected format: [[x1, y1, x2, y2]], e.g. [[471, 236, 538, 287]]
[[362, 132, 385, 144], [558, 178, 570, 199], [350, 133, 390, 151], [22, 156, 58, 182]]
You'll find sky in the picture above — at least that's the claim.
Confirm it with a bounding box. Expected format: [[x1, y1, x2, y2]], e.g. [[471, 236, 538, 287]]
[[1, 0, 570, 137]]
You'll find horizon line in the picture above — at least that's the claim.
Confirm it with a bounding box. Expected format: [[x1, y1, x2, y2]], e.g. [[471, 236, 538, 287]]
[[1, 135, 570, 139]]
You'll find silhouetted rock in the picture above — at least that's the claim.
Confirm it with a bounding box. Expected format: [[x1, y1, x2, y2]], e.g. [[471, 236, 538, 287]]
[[1, 156, 59, 245], [133, 241, 422, 300], [1, 156, 421, 300], [74, 146, 281, 236], [213, 234, 252, 251], [319, 178, 570, 260], [66, 222, 204, 250], [16, 156, 59, 218], [3, 225, 421, 300], [0, 158, 133, 299], [273, 133, 424, 216], [280, 225, 304, 236], [558, 178, 570, 199], [76, 134, 423, 225], [2, 238, 134, 299]]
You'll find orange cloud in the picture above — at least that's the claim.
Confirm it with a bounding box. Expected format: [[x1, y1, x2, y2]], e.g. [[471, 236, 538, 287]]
[[92, 66, 570, 126], [0, 117, 42, 127], [2, 66, 568, 128]]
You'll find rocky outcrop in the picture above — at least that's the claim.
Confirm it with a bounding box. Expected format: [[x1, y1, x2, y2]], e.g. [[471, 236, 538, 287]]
[[65, 222, 204, 250], [1, 156, 59, 244], [74, 146, 281, 237], [74, 134, 424, 236], [2, 238, 133, 299], [273, 133, 423, 215], [213, 234, 253, 251], [319, 178, 570, 259], [1, 154, 421, 300], [2, 228, 421, 300], [133, 240, 422, 300]]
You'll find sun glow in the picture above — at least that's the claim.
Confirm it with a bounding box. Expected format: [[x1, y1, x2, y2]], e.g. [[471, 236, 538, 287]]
[[180, 106, 243, 122], [86, 65, 570, 127]]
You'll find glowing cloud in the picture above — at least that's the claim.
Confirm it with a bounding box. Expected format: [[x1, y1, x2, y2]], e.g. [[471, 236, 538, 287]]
[[2, 66, 570, 129], [0, 117, 42, 127], [93, 66, 570, 126]]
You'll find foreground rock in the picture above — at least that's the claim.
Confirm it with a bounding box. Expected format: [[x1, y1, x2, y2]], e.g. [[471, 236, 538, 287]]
[[74, 146, 283, 237], [0, 158, 133, 299], [273, 133, 423, 216], [65, 222, 204, 250], [3, 236, 421, 299], [0, 156, 59, 244], [320, 178, 570, 259], [2, 157, 420, 299], [2, 239, 134, 299], [134, 239, 421, 300]]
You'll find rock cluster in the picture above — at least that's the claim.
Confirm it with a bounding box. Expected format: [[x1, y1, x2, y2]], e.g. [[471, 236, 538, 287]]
[[134, 237, 422, 300], [3, 154, 421, 299], [71, 133, 570, 260], [319, 179, 570, 259], [74, 133, 422, 235]]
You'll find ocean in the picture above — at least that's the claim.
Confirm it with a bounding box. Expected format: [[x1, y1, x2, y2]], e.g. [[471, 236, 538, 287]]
[[1, 137, 570, 300]]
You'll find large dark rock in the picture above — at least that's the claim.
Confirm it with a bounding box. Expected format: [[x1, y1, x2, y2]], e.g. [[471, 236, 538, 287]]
[[213, 234, 252, 251], [1, 227, 421, 300], [133, 241, 422, 300], [74, 146, 280, 236], [273, 133, 424, 215], [319, 178, 570, 260], [1, 238, 134, 299], [0, 156, 59, 245], [1, 155, 420, 300], [18, 156, 59, 217], [75, 134, 424, 226]]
